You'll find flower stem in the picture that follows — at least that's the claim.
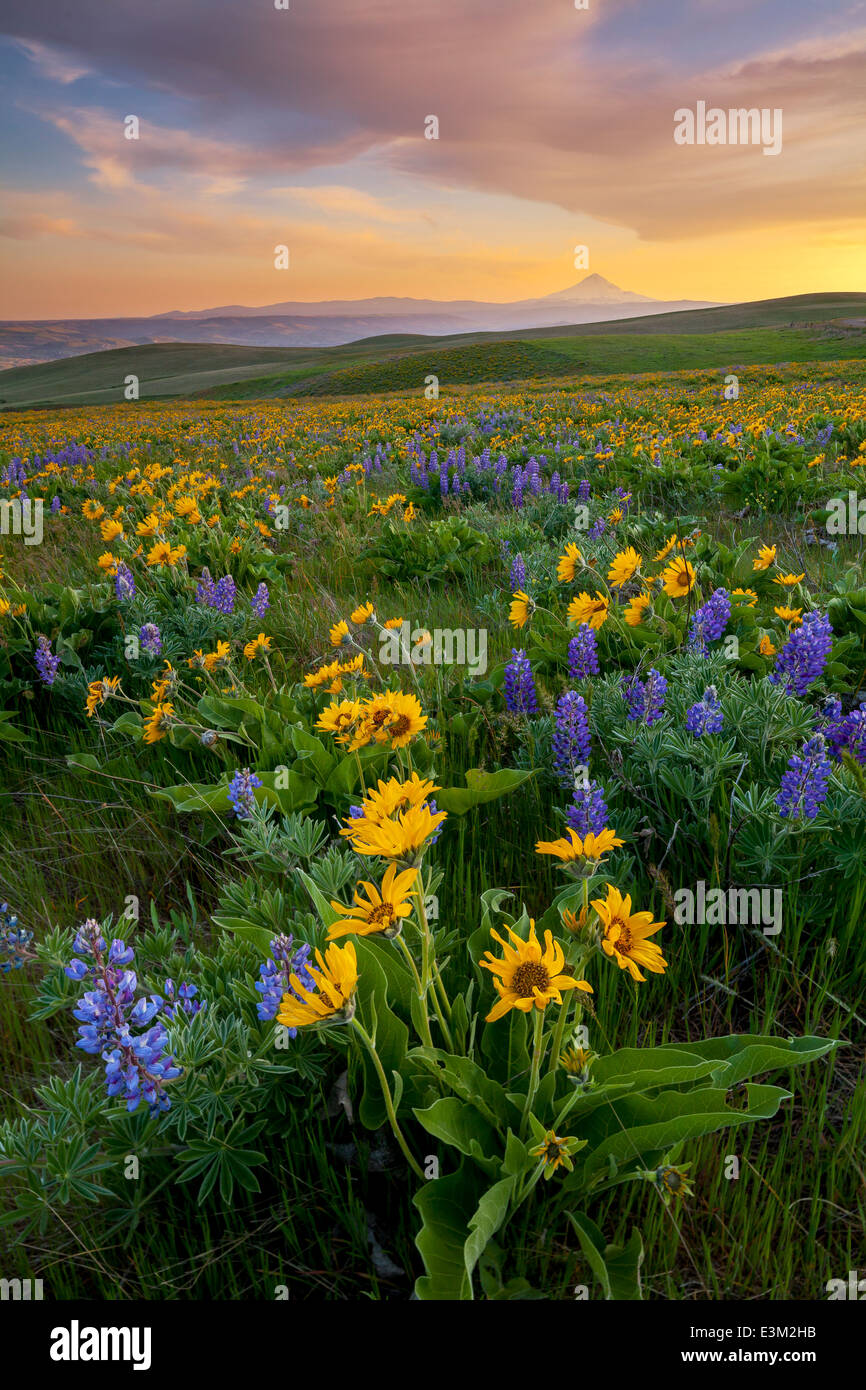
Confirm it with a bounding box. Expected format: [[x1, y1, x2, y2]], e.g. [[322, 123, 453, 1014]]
[[521, 1009, 547, 1139], [351, 1019, 424, 1180]]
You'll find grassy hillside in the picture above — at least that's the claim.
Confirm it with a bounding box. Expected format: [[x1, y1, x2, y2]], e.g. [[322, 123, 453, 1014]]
[[1, 293, 864, 407]]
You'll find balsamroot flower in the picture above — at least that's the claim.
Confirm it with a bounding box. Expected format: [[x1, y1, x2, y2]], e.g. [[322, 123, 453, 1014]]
[[592, 884, 667, 983], [276, 940, 358, 1031], [567, 591, 609, 629], [480, 919, 592, 1023], [660, 556, 696, 598], [536, 826, 624, 865], [327, 864, 419, 941]]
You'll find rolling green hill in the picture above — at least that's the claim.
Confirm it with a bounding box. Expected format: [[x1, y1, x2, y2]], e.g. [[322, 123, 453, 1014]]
[[1, 293, 864, 408]]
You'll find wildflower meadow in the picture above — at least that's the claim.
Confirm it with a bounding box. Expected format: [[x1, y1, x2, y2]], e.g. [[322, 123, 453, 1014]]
[[1, 362, 864, 1316]]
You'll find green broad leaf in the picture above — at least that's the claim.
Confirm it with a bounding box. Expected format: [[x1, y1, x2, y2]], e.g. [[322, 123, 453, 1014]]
[[150, 781, 232, 813], [412, 1097, 501, 1178], [414, 1164, 486, 1300], [355, 936, 415, 1016], [581, 1083, 794, 1179], [464, 1177, 516, 1286], [290, 726, 335, 781], [407, 1047, 521, 1131], [568, 1212, 644, 1300], [0, 714, 29, 743], [354, 942, 409, 1130], [297, 867, 342, 930], [501, 1129, 535, 1178], [591, 1047, 719, 1091], [112, 711, 143, 736], [435, 767, 535, 815], [480, 1009, 531, 1089]]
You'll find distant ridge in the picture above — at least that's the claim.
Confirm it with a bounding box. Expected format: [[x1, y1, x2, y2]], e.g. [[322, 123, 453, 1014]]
[[0, 274, 717, 370], [0, 292, 863, 409]]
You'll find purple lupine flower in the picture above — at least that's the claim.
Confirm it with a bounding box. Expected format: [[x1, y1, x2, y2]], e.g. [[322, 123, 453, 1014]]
[[504, 649, 538, 715], [195, 568, 216, 605], [114, 562, 136, 602], [162, 979, 206, 1021], [64, 920, 181, 1113], [50, 496, 62, 514], [228, 767, 263, 818], [139, 623, 162, 656], [589, 517, 607, 539], [623, 668, 668, 726], [510, 553, 526, 591], [685, 685, 723, 736], [566, 779, 609, 836], [577, 480, 591, 502], [823, 700, 866, 765], [256, 934, 316, 1032], [213, 574, 237, 615], [34, 635, 61, 686], [769, 610, 833, 698], [552, 691, 591, 789], [776, 733, 831, 820], [0, 902, 33, 974], [688, 589, 731, 655], [251, 582, 270, 618], [568, 625, 600, 680]]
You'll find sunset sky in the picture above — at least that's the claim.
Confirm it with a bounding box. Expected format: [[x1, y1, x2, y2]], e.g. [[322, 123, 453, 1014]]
[[0, 0, 864, 319]]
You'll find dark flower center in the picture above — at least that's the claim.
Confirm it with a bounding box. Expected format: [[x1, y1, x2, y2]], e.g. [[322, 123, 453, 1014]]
[[512, 961, 551, 997]]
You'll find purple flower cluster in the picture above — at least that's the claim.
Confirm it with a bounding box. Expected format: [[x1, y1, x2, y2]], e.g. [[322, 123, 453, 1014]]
[[577, 480, 592, 503], [776, 733, 832, 820], [196, 568, 237, 615], [688, 588, 731, 655], [504, 649, 538, 715], [162, 979, 206, 1021], [568, 624, 600, 679], [552, 690, 591, 789], [822, 699, 866, 766], [686, 685, 723, 737], [34, 635, 61, 686], [0, 901, 33, 974], [251, 582, 270, 618], [769, 610, 833, 698], [509, 553, 526, 590], [228, 767, 263, 818], [256, 934, 316, 1035], [566, 779, 609, 836], [623, 668, 668, 726], [64, 920, 182, 1113], [114, 562, 136, 602], [139, 623, 162, 656]]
